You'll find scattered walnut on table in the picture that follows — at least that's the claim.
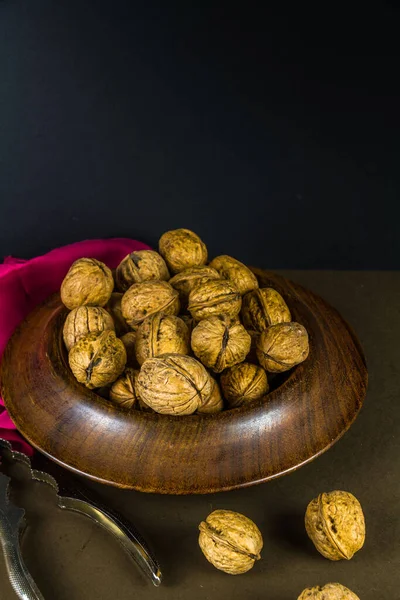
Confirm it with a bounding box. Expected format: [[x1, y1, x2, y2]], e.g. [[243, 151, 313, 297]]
[[198, 509, 263, 574], [297, 583, 360, 600], [305, 490, 366, 560]]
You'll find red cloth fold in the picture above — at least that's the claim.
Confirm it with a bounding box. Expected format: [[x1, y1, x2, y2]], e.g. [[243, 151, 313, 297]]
[[0, 238, 150, 455]]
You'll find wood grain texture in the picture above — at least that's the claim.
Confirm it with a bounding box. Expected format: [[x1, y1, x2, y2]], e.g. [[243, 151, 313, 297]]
[[0, 270, 368, 494]]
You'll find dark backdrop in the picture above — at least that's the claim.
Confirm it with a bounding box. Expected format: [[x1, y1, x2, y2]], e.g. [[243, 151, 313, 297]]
[[1, 1, 399, 268]]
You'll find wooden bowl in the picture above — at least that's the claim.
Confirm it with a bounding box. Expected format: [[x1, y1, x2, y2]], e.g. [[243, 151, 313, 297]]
[[0, 270, 367, 494]]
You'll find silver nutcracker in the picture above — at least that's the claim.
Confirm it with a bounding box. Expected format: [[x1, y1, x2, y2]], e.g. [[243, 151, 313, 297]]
[[0, 438, 162, 599]]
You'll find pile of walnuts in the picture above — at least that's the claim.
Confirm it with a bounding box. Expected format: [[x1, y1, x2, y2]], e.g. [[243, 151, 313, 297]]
[[61, 228, 309, 415]]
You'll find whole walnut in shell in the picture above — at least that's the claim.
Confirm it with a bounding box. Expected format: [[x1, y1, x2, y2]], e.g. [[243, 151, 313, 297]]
[[69, 331, 126, 389], [169, 266, 220, 309], [257, 322, 309, 372], [121, 281, 180, 328], [198, 509, 263, 575], [197, 377, 224, 414], [241, 287, 291, 332], [105, 293, 130, 335], [209, 255, 259, 296], [61, 258, 114, 309], [115, 250, 170, 292], [109, 368, 140, 409], [159, 228, 208, 274], [120, 332, 139, 367], [135, 313, 190, 365], [220, 362, 269, 408], [188, 279, 241, 322], [191, 316, 251, 373], [136, 353, 213, 415], [298, 583, 360, 600], [63, 306, 115, 351], [305, 491, 365, 561]]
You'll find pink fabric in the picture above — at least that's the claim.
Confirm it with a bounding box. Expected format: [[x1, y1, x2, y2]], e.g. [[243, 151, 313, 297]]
[[0, 238, 150, 455]]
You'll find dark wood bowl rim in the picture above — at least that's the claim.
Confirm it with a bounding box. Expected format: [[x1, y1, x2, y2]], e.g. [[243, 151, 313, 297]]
[[1, 268, 368, 494]]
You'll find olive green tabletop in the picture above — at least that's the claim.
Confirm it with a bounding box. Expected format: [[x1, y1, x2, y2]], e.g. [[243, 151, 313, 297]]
[[1, 271, 399, 600]]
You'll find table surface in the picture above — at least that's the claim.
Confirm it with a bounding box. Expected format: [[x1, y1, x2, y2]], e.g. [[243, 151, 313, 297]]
[[1, 271, 399, 600]]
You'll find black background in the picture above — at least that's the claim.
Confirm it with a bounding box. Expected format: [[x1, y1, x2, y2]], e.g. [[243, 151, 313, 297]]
[[0, 1, 399, 268]]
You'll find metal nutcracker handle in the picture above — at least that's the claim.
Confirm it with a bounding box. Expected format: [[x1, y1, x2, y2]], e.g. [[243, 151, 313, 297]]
[[33, 469, 162, 587], [0, 475, 44, 599], [0, 438, 162, 600]]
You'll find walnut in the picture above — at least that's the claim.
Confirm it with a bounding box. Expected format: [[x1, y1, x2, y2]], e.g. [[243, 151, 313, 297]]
[[220, 363, 269, 408], [305, 491, 366, 561], [241, 287, 291, 332], [188, 279, 241, 321], [191, 316, 251, 373], [297, 583, 360, 600], [115, 250, 170, 292], [256, 322, 309, 372], [61, 258, 114, 309], [136, 353, 212, 415], [69, 331, 126, 389], [209, 255, 259, 295], [159, 228, 208, 274], [121, 281, 180, 328], [63, 306, 115, 351], [135, 313, 190, 365], [109, 368, 140, 409], [197, 377, 224, 414], [120, 332, 139, 367], [105, 293, 130, 335], [169, 266, 220, 309], [198, 509, 263, 575]]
